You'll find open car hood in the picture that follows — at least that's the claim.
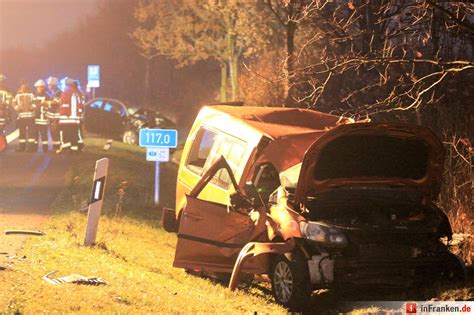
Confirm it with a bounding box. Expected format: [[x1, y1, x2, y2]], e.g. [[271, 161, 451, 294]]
[[294, 123, 445, 203]]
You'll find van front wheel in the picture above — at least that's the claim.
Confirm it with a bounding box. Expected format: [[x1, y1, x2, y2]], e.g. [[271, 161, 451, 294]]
[[271, 253, 312, 310]]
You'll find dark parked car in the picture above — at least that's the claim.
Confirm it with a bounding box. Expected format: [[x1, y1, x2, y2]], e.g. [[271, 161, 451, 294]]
[[83, 98, 175, 144]]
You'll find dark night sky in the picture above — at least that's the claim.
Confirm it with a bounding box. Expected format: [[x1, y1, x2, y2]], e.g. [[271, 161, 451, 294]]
[[0, 0, 99, 50]]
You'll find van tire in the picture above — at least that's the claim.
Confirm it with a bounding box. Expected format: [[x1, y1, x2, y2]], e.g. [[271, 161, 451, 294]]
[[271, 252, 312, 310]]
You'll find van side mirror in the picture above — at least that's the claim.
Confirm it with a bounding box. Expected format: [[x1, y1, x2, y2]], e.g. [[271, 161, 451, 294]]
[[230, 191, 253, 210], [244, 181, 265, 209]]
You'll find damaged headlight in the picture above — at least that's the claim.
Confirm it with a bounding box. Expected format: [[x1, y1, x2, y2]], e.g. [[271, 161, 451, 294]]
[[300, 221, 347, 247]]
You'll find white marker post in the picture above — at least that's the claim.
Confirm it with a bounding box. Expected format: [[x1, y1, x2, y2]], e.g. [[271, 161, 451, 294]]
[[84, 158, 109, 246]]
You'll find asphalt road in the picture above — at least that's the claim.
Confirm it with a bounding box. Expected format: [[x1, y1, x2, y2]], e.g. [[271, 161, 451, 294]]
[[0, 129, 72, 264]]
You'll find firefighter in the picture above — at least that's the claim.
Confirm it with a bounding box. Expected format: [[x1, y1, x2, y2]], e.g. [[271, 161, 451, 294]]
[[0, 74, 12, 107], [13, 84, 36, 152], [46, 76, 61, 150], [57, 78, 83, 153], [0, 74, 13, 130], [33, 79, 51, 152], [0, 74, 13, 152]]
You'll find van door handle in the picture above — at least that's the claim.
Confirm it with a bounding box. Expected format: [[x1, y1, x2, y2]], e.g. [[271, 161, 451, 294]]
[[184, 212, 202, 221]]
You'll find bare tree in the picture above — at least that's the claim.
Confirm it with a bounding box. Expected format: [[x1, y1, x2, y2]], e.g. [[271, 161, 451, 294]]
[[241, 1, 473, 241], [263, 0, 322, 106], [132, 0, 270, 102]]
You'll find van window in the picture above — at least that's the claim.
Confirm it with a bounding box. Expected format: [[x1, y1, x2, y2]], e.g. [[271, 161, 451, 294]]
[[187, 128, 218, 173], [205, 134, 247, 189], [186, 127, 248, 189]]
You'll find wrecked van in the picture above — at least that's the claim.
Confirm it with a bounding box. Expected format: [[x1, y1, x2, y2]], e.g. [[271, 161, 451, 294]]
[[163, 105, 464, 309]]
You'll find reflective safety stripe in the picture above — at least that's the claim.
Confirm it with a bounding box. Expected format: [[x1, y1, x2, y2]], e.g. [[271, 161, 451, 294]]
[[35, 121, 48, 125], [18, 113, 34, 118], [28, 139, 35, 143], [59, 120, 80, 124], [71, 96, 77, 118], [42, 141, 49, 145], [46, 113, 60, 119], [19, 139, 26, 143], [78, 129, 83, 143], [71, 146, 78, 151], [61, 143, 71, 148]]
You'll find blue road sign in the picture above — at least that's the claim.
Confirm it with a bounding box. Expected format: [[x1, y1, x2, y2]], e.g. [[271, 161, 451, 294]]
[[88, 65, 100, 88], [139, 129, 178, 148]]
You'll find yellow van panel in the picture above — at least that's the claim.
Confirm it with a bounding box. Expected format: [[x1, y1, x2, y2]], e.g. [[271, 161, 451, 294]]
[[175, 106, 264, 214]]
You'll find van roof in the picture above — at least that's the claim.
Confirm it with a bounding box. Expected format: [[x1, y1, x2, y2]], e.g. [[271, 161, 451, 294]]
[[205, 105, 354, 171], [209, 105, 353, 139]]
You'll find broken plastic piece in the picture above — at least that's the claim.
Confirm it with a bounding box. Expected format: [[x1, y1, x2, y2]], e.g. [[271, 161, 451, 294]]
[[229, 238, 295, 291], [43, 270, 107, 285], [6, 255, 27, 261], [103, 139, 113, 151], [5, 230, 45, 236]]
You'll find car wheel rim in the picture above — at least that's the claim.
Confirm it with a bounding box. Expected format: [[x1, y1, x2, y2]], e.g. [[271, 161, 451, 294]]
[[123, 132, 134, 144], [274, 261, 293, 303]]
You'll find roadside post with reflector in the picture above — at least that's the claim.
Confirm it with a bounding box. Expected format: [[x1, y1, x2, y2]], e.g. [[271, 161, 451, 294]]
[[139, 128, 177, 206], [84, 158, 109, 246]]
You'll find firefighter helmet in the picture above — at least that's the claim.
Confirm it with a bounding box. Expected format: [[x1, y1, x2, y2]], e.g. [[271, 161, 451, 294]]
[[47, 76, 59, 85], [34, 80, 46, 88]]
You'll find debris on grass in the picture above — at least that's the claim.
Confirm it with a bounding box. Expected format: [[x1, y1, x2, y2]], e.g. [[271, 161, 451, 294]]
[[6, 255, 27, 261], [103, 139, 113, 151], [43, 270, 107, 286], [5, 230, 45, 236]]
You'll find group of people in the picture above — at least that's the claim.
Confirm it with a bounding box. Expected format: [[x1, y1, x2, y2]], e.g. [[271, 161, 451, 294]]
[[0, 74, 84, 153]]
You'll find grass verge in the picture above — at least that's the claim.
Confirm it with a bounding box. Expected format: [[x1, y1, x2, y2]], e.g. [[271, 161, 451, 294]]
[[0, 138, 284, 314], [0, 137, 471, 314]]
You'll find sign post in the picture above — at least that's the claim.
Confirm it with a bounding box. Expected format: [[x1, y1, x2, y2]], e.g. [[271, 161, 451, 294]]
[[146, 147, 170, 205], [87, 65, 100, 99], [155, 160, 160, 205], [84, 158, 109, 246], [140, 129, 177, 206]]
